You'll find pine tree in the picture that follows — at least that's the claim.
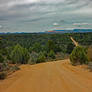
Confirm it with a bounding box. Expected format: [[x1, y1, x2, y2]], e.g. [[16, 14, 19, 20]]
[[10, 44, 30, 64], [48, 50, 55, 59], [70, 46, 88, 65]]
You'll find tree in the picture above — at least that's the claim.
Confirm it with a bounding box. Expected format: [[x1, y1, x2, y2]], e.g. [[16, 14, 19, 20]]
[[48, 50, 55, 59], [37, 52, 46, 63], [0, 54, 4, 63], [28, 52, 39, 64], [10, 44, 30, 64], [10, 44, 23, 64], [46, 40, 55, 52], [32, 43, 42, 53], [22, 48, 30, 64], [70, 46, 88, 65], [66, 43, 75, 54]]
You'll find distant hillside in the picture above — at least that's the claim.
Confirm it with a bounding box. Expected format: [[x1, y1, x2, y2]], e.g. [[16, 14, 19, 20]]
[[45, 29, 92, 34]]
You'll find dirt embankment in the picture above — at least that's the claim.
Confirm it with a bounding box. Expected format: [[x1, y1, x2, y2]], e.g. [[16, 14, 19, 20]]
[[0, 59, 92, 92]]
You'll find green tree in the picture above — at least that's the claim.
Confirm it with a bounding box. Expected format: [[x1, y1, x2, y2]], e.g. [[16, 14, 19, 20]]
[[46, 40, 55, 52], [32, 43, 42, 53], [0, 54, 4, 63], [70, 46, 88, 65], [10, 44, 30, 64], [22, 48, 30, 64], [66, 43, 75, 54], [37, 52, 46, 63], [28, 52, 39, 64], [48, 50, 55, 59]]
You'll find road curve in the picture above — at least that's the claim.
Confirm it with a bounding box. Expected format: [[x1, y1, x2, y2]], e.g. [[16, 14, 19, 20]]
[[70, 37, 79, 46], [0, 59, 92, 92]]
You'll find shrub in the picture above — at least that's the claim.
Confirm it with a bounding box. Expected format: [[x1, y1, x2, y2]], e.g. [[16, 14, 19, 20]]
[[0, 54, 4, 63], [37, 52, 46, 63], [55, 52, 69, 60], [10, 44, 23, 64], [48, 50, 55, 59], [46, 40, 56, 52], [0, 71, 7, 80], [66, 43, 75, 54], [70, 46, 88, 65], [42, 51, 48, 57], [28, 52, 39, 64], [32, 43, 42, 53], [10, 44, 30, 64], [22, 48, 30, 64], [0, 62, 9, 71], [10, 65, 20, 72]]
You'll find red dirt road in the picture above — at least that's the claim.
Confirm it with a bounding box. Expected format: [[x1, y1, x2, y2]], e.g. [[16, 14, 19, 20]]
[[0, 59, 92, 92]]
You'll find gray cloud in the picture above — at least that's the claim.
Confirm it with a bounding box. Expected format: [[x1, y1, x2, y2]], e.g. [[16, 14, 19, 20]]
[[0, 0, 92, 32]]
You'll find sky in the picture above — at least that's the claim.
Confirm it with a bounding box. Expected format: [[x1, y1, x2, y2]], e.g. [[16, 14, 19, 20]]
[[0, 0, 92, 32]]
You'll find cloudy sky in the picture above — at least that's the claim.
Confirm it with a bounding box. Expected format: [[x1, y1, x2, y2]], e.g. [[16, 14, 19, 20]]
[[0, 0, 92, 32]]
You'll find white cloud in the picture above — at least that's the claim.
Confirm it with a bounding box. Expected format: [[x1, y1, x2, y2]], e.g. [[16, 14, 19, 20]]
[[0, 0, 92, 32], [0, 0, 40, 8]]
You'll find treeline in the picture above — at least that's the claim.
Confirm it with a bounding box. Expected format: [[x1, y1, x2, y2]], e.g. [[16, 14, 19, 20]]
[[0, 39, 70, 65], [0, 33, 92, 64], [0, 33, 92, 48]]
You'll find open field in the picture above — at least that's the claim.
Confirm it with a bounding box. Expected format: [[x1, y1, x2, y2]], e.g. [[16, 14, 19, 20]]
[[0, 59, 92, 92]]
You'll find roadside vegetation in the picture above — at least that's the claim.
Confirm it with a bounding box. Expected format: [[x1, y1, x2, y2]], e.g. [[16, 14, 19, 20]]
[[0, 32, 92, 79], [70, 46, 88, 65], [70, 45, 92, 71]]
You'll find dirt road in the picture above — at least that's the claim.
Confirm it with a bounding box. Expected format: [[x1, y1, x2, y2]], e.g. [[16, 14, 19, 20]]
[[70, 37, 79, 46], [0, 59, 92, 92]]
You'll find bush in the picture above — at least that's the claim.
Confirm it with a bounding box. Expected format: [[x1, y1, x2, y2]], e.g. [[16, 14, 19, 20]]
[[55, 52, 69, 60], [46, 40, 56, 52], [10, 65, 20, 72], [10, 44, 23, 64], [70, 46, 88, 65], [37, 52, 46, 63], [48, 50, 55, 59], [0, 54, 4, 63], [22, 48, 30, 64], [0, 71, 7, 80], [66, 43, 75, 54], [31, 43, 42, 53], [0, 62, 9, 72], [10, 44, 30, 64], [28, 52, 39, 64]]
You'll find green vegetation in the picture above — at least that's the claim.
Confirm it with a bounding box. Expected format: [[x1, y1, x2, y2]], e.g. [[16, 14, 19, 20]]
[[0, 40, 20, 80], [37, 52, 46, 63], [66, 43, 75, 54], [48, 50, 55, 59], [0, 71, 7, 80], [10, 44, 30, 64], [70, 46, 88, 65], [28, 52, 39, 64], [0, 62, 20, 80], [0, 54, 4, 63], [0, 32, 92, 65], [0, 32, 92, 79]]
